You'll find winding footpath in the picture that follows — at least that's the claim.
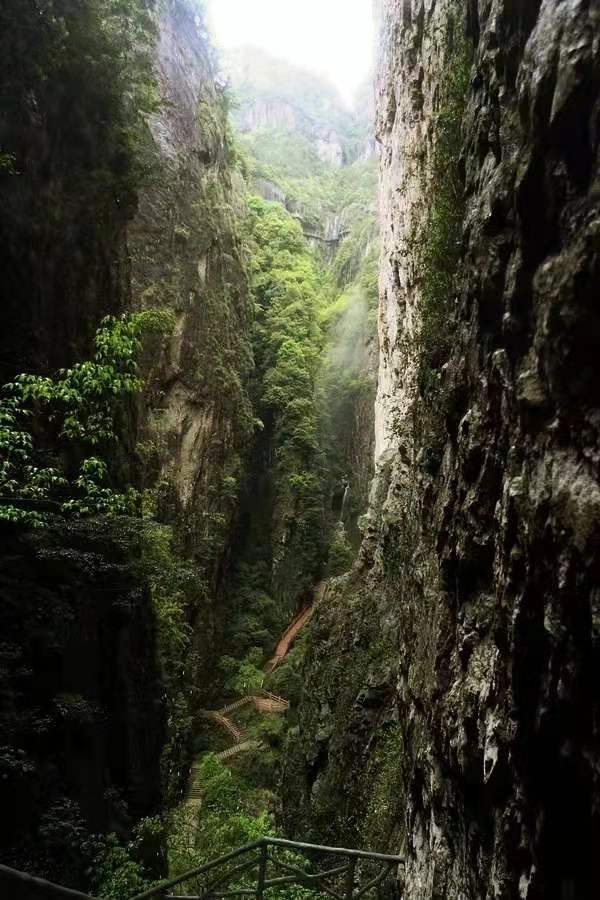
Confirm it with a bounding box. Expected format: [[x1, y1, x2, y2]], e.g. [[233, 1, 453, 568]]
[[186, 582, 328, 805]]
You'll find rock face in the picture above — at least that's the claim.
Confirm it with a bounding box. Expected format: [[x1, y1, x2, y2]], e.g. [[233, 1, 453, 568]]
[[283, 2, 600, 898], [227, 47, 349, 167], [126, 4, 255, 728], [0, 0, 253, 875], [0, 1, 134, 380], [131, 0, 252, 588], [0, 3, 167, 873], [236, 97, 345, 166]]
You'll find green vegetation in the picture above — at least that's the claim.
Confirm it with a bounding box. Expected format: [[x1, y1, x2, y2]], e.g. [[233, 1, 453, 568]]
[[0, 311, 174, 526], [0, 305, 203, 888], [245, 130, 327, 180], [0, 0, 158, 207], [0, 14, 381, 889], [233, 58, 380, 547], [361, 725, 405, 849], [94, 817, 166, 900], [228, 47, 366, 156], [221, 648, 265, 695], [191, 55, 381, 862], [169, 755, 273, 878], [138, 520, 203, 804], [167, 756, 328, 900], [318, 250, 379, 545], [1, 0, 252, 893], [326, 524, 355, 577], [176, 75, 381, 869], [417, 22, 472, 402], [248, 196, 328, 603]]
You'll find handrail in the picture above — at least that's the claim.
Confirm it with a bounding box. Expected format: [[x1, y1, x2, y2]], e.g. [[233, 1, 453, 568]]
[[0, 837, 405, 900], [130, 837, 404, 900], [264, 837, 404, 864], [0, 864, 99, 899], [131, 840, 265, 899]]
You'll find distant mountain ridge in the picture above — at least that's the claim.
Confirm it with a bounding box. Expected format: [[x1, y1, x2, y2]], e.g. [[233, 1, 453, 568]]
[[224, 46, 374, 167]]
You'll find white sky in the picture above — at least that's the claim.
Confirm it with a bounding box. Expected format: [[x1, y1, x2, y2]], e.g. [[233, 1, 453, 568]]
[[206, 0, 375, 106]]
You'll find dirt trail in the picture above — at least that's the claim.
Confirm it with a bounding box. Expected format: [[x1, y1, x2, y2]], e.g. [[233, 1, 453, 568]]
[[189, 581, 327, 795], [265, 581, 327, 674], [264, 605, 313, 673]]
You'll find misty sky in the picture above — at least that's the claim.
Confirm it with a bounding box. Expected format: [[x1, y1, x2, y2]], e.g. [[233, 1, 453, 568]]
[[206, 0, 375, 105]]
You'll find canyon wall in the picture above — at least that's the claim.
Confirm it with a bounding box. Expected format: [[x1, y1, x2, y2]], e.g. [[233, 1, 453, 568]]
[[226, 47, 352, 167], [0, 0, 136, 380], [284, 2, 600, 898], [130, 0, 253, 676], [0, 0, 253, 879]]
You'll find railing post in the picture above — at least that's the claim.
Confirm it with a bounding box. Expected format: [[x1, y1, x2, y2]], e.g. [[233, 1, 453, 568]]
[[345, 857, 356, 900], [256, 842, 268, 900]]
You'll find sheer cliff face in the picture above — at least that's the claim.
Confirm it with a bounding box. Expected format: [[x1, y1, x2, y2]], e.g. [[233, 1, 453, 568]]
[[227, 47, 350, 166], [0, 0, 252, 869], [130, 0, 252, 588], [284, 2, 600, 898], [0, 1, 135, 380]]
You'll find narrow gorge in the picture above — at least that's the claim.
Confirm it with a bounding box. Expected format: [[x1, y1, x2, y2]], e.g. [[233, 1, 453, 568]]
[[1, 2, 599, 899]]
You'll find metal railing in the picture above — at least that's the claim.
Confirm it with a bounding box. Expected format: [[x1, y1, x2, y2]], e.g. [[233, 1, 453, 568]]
[[0, 864, 101, 899], [0, 837, 405, 900], [132, 837, 405, 900]]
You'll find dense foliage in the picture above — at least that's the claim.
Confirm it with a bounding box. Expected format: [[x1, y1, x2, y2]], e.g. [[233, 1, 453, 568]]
[[230, 50, 380, 548], [168, 755, 272, 878], [197, 52, 381, 845], [180, 61, 381, 867], [248, 196, 328, 602], [0, 311, 173, 526], [167, 755, 323, 900], [0, 0, 157, 196]]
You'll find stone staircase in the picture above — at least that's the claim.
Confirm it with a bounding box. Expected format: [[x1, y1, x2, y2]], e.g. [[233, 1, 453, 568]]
[[185, 759, 204, 804], [211, 711, 245, 742], [215, 739, 264, 762]]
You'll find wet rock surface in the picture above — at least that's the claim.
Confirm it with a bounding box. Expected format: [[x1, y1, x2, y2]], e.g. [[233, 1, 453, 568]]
[[283, 2, 600, 897], [130, 0, 252, 567]]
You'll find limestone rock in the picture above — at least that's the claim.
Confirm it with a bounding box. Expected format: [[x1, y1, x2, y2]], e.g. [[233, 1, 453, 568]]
[[283, 2, 600, 897]]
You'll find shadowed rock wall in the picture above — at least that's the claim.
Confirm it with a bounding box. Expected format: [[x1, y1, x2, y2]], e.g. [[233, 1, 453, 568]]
[[283, 2, 600, 897], [129, 0, 254, 700], [0, 521, 164, 883], [0, 0, 253, 878]]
